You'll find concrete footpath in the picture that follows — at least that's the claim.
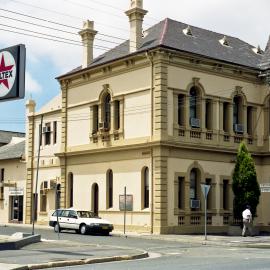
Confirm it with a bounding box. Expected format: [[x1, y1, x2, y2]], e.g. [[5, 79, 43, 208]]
[[1, 223, 270, 270]]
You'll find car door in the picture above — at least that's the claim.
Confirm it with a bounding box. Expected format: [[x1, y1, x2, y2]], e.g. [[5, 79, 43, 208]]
[[58, 210, 70, 229], [68, 210, 79, 230]]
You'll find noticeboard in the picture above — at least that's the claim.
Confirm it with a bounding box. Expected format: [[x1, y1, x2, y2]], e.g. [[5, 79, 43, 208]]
[[119, 194, 133, 211], [0, 44, 26, 101]]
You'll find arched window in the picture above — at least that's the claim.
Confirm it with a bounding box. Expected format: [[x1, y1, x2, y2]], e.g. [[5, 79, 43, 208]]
[[68, 173, 73, 208], [92, 183, 99, 216], [107, 169, 113, 208], [104, 94, 111, 127], [190, 169, 197, 200], [142, 167, 149, 209], [189, 87, 201, 128], [233, 95, 243, 133]]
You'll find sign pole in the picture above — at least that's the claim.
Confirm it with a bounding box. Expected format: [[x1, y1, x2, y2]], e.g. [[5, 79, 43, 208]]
[[55, 184, 60, 240], [32, 114, 43, 235], [124, 186, 126, 235], [205, 194, 207, 240], [201, 184, 210, 241]]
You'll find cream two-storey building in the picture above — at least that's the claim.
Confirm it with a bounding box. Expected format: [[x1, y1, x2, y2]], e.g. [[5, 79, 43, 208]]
[[25, 0, 270, 234]]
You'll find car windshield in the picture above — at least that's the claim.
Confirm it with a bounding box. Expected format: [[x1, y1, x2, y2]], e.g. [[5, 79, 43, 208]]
[[77, 211, 96, 218]]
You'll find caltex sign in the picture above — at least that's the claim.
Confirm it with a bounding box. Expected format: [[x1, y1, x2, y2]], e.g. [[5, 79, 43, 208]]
[[0, 44, 26, 101]]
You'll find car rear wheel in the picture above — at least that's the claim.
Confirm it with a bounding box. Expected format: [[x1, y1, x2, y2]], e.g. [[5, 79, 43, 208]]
[[80, 224, 87, 235], [54, 223, 61, 233]]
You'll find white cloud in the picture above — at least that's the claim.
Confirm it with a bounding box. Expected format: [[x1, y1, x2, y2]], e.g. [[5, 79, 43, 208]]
[[25, 72, 42, 94]]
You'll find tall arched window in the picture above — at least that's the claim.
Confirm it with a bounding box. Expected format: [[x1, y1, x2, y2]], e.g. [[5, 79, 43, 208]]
[[190, 169, 197, 200], [68, 173, 73, 208], [92, 183, 99, 216], [189, 87, 201, 128], [142, 167, 149, 209], [104, 94, 111, 127], [107, 169, 113, 208], [233, 95, 243, 133]]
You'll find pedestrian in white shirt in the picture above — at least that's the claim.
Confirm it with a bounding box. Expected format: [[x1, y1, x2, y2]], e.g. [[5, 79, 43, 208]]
[[242, 205, 253, 237]]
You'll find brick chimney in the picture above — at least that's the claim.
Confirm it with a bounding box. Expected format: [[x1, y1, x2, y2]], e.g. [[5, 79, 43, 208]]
[[125, 0, 148, 53], [79, 20, 97, 69]]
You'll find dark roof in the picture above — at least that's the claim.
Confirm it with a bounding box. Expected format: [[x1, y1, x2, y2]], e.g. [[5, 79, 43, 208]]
[[260, 36, 270, 70], [0, 130, 25, 145], [61, 18, 265, 77], [0, 140, 25, 160]]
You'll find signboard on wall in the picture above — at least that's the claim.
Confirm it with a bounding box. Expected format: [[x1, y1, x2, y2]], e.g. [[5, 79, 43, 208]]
[[8, 187, 24, 196], [119, 194, 133, 211], [0, 44, 26, 101], [260, 183, 270, 193]]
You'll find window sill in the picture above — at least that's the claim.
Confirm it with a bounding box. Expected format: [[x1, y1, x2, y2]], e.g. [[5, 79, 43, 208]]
[[39, 211, 48, 216]]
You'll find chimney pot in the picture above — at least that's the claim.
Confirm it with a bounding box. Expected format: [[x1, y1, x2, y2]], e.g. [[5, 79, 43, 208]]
[[125, 0, 147, 53], [79, 20, 97, 69]]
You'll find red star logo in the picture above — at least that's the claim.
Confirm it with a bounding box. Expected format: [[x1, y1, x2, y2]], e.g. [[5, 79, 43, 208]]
[[0, 54, 14, 89]]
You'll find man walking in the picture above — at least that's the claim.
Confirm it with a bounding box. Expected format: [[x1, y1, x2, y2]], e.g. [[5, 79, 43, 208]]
[[242, 205, 253, 237]]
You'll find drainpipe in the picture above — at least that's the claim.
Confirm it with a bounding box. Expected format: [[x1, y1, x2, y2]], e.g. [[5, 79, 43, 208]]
[[146, 51, 154, 234]]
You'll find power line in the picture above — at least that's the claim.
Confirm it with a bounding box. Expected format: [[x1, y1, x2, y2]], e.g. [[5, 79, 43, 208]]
[[0, 28, 82, 47], [0, 18, 127, 47], [0, 8, 79, 30], [5, 1, 142, 36], [0, 7, 131, 43], [0, 23, 82, 44], [0, 15, 78, 36], [0, 27, 130, 54], [72, 0, 159, 24]]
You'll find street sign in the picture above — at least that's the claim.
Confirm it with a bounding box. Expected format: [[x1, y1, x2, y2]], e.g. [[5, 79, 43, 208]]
[[201, 184, 210, 199], [0, 44, 26, 101], [260, 183, 270, 193], [119, 194, 133, 211]]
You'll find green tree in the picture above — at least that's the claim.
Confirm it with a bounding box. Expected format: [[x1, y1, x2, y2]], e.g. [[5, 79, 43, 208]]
[[232, 142, 261, 220]]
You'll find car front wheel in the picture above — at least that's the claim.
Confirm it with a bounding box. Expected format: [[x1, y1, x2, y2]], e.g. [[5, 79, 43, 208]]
[[54, 223, 61, 233], [80, 224, 87, 235]]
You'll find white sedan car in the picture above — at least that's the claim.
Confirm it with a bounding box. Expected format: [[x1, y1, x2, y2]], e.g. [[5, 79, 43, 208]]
[[49, 208, 114, 235]]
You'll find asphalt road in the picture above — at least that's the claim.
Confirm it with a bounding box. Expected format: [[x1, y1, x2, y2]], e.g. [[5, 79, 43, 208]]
[[52, 248, 270, 270], [1, 226, 270, 270]]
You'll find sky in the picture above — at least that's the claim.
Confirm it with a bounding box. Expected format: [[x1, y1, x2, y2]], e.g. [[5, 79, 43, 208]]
[[0, 0, 269, 132]]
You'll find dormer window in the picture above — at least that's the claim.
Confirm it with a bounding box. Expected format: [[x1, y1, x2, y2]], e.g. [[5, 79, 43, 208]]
[[219, 36, 230, 47], [142, 30, 148, 38], [183, 25, 193, 36], [252, 45, 264, 55]]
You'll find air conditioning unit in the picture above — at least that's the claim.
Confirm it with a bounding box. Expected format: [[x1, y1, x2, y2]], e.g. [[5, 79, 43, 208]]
[[99, 122, 109, 130], [234, 124, 244, 134], [42, 126, 51, 133], [190, 118, 200, 128], [190, 199, 200, 209]]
